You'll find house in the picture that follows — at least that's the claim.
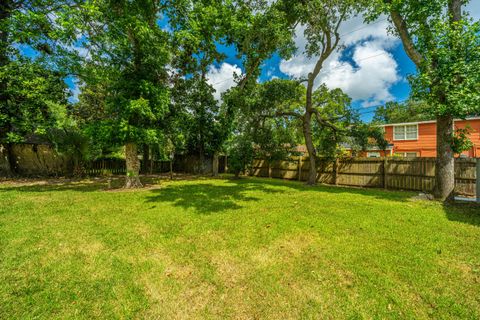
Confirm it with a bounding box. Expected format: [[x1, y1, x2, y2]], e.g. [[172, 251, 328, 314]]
[[364, 117, 480, 158]]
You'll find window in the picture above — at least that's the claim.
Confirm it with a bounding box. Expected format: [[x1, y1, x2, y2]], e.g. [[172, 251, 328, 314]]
[[367, 152, 381, 158], [394, 152, 418, 158], [393, 124, 418, 140]]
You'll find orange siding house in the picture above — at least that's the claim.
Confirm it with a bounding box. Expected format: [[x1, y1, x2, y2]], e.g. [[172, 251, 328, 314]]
[[365, 117, 480, 158]]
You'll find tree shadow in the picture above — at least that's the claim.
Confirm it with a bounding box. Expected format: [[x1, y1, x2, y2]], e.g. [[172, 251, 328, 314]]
[[228, 177, 416, 203], [144, 177, 416, 214], [0, 176, 166, 193], [0, 180, 105, 193], [145, 179, 288, 214], [443, 202, 480, 227]]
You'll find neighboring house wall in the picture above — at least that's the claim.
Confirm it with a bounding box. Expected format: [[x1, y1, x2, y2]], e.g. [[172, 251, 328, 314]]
[[385, 118, 480, 158], [360, 118, 480, 158]]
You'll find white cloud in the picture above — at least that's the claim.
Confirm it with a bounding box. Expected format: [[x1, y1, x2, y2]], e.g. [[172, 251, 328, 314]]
[[279, 15, 401, 107], [318, 39, 400, 104], [206, 63, 242, 100]]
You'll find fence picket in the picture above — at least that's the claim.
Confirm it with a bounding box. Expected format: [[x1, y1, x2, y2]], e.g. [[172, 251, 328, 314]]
[[250, 157, 477, 197]]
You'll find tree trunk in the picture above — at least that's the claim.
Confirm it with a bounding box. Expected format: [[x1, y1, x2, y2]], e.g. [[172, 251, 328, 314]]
[[303, 111, 317, 185], [435, 115, 455, 201], [199, 144, 205, 174], [125, 142, 143, 188], [142, 144, 150, 174], [303, 71, 317, 185], [212, 152, 219, 176], [5, 143, 16, 176]]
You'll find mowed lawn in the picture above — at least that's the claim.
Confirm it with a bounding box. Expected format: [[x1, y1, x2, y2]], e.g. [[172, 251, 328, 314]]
[[1, 177, 479, 319]]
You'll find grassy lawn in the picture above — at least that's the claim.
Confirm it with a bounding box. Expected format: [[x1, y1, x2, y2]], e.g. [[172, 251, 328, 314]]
[[1, 176, 479, 319]]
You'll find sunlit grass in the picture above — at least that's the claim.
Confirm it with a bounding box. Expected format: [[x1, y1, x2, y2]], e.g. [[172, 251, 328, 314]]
[[1, 176, 479, 319]]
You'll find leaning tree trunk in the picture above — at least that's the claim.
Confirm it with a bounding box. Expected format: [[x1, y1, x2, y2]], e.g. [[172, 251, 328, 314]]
[[303, 72, 317, 185], [125, 142, 143, 188], [435, 115, 455, 201], [303, 111, 317, 185]]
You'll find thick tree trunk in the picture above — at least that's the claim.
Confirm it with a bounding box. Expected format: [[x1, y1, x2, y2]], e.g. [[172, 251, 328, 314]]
[[435, 115, 455, 201], [142, 144, 149, 174], [0, 144, 11, 176], [125, 142, 143, 188], [212, 152, 219, 176], [5, 143, 16, 176]]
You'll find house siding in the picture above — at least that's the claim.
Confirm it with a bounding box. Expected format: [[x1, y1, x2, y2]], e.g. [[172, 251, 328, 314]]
[[380, 118, 480, 158]]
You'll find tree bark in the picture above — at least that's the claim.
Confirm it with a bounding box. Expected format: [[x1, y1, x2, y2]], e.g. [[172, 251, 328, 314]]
[[125, 142, 143, 188], [303, 111, 317, 185], [198, 144, 205, 174], [212, 152, 219, 176], [435, 115, 455, 201], [142, 144, 149, 174], [5, 143, 16, 176]]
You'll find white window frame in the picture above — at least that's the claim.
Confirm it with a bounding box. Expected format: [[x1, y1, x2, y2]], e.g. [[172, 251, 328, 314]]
[[367, 152, 381, 158], [394, 152, 418, 158], [393, 124, 418, 141]]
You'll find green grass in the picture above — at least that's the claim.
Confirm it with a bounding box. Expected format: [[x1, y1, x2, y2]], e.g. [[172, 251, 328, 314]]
[[1, 176, 479, 319]]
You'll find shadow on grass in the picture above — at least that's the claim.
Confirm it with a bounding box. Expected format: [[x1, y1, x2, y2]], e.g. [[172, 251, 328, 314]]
[[0, 176, 165, 193], [0, 180, 105, 193], [144, 177, 416, 214], [145, 178, 287, 214], [443, 202, 480, 227], [6, 175, 477, 225]]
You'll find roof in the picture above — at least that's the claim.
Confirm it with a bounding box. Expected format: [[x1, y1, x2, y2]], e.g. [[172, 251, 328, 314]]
[[379, 117, 480, 127]]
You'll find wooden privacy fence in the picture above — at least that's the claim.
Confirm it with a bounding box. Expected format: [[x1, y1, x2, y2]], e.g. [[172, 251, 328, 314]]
[[251, 157, 479, 197], [82, 155, 227, 176], [84, 159, 172, 175]]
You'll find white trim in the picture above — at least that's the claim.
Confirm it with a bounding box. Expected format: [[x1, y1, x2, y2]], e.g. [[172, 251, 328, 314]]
[[367, 152, 381, 158], [394, 151, 419, 158], [379, 116, 480, 127]]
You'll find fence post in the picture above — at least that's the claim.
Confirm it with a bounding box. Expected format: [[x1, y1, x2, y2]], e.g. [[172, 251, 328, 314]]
[[268, 161, 272, 178], [333, 158, 339, 185], [298, 156, 302, 181], [383, 157, 388, 189], [476, 158, 480, 203]]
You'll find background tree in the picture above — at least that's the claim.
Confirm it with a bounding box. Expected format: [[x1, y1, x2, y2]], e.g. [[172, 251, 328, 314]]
[[373, 100, 432, 124], [0, 0, 78, 175], [222, 79, 301, 177], [0, 58, 69, 175], [286, 0, 364, 185], [73, 0, 171, 188], [368, 0, 480, 200]]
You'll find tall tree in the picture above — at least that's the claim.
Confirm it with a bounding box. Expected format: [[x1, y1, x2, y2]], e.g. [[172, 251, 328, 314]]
[[74, 0, 171, 188], [286, 0, 363, 185], [368, 0, 480, 200], [0, 0, 76, 175], [0, 58, 70, 174]]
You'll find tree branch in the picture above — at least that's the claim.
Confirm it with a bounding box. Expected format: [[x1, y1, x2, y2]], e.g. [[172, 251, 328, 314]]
[[389, 10, 424, 67]]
